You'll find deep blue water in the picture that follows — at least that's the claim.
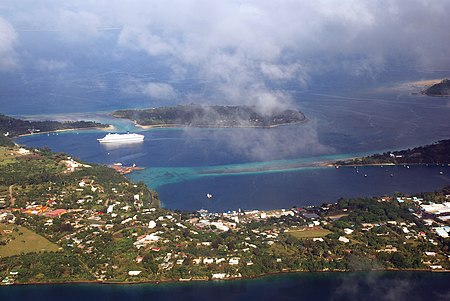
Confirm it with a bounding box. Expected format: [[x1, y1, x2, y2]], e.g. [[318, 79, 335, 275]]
[[152, 165, 450, 211], [1, 272, 450, 301]]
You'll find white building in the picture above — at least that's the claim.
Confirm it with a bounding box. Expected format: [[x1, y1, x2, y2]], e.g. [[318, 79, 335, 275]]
[[338, 236, 350, 243]]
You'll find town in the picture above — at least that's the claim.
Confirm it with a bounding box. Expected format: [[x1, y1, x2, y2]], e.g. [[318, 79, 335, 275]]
[[1, 143, 450, 285]]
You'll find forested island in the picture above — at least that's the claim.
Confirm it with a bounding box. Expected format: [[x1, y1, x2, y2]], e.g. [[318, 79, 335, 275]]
[[1, 140, 450, 285], [112, 104, 307, 128], [0, 113, 109, 138], [334, 139, 450, 166], [422, 79, 450, 96]]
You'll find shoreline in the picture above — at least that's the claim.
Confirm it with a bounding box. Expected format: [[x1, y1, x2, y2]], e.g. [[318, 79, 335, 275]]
[[15, 125, 115, 138], [328, 162, 449, 168], [7, 268, 446, 287]]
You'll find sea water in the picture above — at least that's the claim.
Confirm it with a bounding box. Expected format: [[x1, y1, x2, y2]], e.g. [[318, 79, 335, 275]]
[[13, 69, 450, 212], [17, 125, 450, 212], [1, 272, 449, 301]]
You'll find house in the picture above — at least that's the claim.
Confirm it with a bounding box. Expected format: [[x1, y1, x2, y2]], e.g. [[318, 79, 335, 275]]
[[229, 257, 240, 265], [343, 228, 354, 235], [434, 227, 449, 238], [211, 273, 227, 280], [176, 259, 185, 265], [338, 236, 350, 243], [192, 258, 201, 265], [215, 258, 226, 264], [429, 265, 443, 270], [45, 209, 67, 218], [203, 258, 214, 264], [128, 271, 142, 276]]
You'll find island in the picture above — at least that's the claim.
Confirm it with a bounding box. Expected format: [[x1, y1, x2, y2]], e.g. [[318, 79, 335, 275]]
[[1, 132, 450, 284], [334, 139, 450, 166], [0, 113, 110, 139], [422, 79, 450, 96], [112, 104, 307, 128]]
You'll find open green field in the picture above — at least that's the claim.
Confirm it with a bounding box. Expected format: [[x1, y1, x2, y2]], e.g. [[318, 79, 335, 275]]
[[0, 224, 61, 257], [0, 146, 19, 165], [287, 228, 332, 239]]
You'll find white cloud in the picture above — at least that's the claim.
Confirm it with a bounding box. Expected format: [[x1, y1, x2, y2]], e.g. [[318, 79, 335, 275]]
[[0, 17, 18, 71], [123, 81, 177, 100], [55, 9, 102, 41], [141, 82, 177, 100], [118, 27, 175, 56], [36, 59, 68, 71], [2, 0, 450, 108]]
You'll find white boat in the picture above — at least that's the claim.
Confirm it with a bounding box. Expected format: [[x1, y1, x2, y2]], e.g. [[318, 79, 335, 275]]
[[98, 133, 144, 143]]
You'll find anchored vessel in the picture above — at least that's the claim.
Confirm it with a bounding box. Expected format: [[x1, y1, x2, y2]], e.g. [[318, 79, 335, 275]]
[[98, 133, 144, 143]]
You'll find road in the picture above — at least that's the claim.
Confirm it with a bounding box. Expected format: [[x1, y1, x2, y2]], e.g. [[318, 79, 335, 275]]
[[9, 184, 15, 206]]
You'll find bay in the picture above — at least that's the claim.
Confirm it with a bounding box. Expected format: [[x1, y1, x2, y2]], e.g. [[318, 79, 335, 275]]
[[14, 70, 450, 212]]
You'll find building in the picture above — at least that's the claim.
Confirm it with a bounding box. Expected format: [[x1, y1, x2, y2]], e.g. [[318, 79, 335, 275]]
[[45, 209, 67, 218]]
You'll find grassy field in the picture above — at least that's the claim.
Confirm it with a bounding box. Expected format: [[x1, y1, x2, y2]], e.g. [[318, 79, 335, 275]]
[[0, 224, 61, 257], [287, 228, 332, 239], [0, 146, 19, 165]]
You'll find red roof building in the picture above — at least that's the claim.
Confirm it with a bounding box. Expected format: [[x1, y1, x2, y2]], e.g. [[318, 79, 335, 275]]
[[45, 209, 67, 218]]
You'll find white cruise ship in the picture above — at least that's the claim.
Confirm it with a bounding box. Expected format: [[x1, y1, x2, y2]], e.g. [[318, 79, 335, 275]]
[[97, 133, 144, 143]]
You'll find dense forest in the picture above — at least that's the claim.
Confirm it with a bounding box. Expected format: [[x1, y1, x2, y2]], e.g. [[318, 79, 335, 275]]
[[113, 104, 307, 127]]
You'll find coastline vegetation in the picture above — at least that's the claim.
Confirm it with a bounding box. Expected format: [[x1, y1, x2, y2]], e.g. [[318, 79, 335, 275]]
[[0, 113, 109, 139], [334, 139, 450, 166]]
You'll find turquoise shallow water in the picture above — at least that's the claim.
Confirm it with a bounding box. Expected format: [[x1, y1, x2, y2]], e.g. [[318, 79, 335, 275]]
[[127, 153, 371, 189]]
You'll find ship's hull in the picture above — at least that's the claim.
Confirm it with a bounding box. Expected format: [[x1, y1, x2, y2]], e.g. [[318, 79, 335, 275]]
[[98, 133, 144, 143]]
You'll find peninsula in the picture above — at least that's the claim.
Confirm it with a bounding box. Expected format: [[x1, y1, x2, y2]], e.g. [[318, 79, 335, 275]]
[[334, 139, 450, 166], [0, 113, 109, 140], [112, 104, 307, 128]]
